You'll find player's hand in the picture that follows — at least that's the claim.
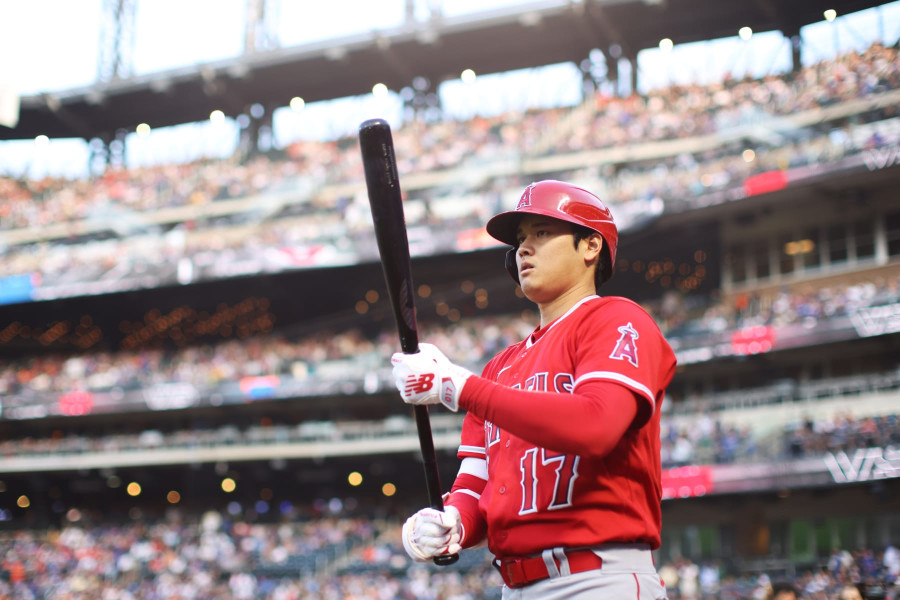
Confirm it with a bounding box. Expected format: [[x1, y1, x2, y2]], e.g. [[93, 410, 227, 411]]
[[401, 506, 462, 562], [391, 343, 472, 412]]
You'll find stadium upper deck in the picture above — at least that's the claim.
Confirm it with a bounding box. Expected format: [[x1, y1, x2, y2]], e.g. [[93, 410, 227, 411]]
[[0, 0, 892, 142]]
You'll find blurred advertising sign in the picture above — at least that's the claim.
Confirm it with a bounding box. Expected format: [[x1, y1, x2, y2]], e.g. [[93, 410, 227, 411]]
[[824, 447, 900, 483], [742, 170, 787, 197], [661, 465, 713, 499], [58, 391, 94, 416], [456, 227, 500, 251], [0, 274, 36, 305], [143, 382, 200, 411], [239, 375, 281, 400], [849, 303, 900, 338], [277, 245, 325, 266], [863, 145, 900, 171], [730, 325, 775, 355]]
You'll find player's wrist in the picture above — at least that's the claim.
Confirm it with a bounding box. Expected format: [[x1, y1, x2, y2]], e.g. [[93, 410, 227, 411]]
[[438, 364, 472, 412]]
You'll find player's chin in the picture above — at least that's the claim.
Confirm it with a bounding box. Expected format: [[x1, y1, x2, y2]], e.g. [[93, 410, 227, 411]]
[[518, 279, 544, 302]]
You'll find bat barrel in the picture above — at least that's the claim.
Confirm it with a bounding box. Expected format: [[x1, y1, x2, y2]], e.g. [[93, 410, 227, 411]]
[[359, 119, 418, 355], [358, 118, 459, 566]]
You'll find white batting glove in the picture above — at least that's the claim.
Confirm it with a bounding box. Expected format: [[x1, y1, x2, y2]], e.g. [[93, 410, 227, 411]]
[[391, 343, 472, 412], [401, 506, 462, 562]]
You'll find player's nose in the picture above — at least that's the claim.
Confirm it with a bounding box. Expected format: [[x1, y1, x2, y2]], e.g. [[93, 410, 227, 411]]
[[517, 238, 533, 257]]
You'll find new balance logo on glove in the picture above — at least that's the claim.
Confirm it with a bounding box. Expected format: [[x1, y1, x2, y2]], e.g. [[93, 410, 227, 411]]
[[405, 373, 436, 395]]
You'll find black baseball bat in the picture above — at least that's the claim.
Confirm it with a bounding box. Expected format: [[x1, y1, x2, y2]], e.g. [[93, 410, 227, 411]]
[[358, 118, 459, 566]]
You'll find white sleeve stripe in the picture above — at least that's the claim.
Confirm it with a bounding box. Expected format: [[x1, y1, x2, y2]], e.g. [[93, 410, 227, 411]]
[[458, 445, 485, 455], [574, 371, 655, 404], [453, 488, 481, 500], [458, 457, 488, 480]]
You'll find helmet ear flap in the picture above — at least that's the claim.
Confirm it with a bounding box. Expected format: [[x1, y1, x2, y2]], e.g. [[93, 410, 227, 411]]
[[505, 247, 519, 284]]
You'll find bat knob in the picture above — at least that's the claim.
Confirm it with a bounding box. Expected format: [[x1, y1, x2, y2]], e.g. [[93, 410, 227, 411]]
[[433, 553, 460, 566]]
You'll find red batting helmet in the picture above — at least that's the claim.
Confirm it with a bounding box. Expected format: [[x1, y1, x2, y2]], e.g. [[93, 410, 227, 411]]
[[486, 180, 618, 285]]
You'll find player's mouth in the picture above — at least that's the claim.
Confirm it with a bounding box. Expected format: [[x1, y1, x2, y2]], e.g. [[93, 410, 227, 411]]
[[519, 262, 534, 277]]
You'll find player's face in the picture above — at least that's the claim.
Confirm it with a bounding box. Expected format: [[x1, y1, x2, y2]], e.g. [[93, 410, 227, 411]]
[[514, 215, 597, 304]]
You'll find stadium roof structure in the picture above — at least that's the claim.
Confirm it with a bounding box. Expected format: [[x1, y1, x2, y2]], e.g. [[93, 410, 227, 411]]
[[1, 0, 890, 142]]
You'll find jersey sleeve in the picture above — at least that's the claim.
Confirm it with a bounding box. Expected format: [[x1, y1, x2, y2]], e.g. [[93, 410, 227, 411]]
[[455, 350, 510, 461], [445, 456, 488, 548], [571, 299, 675, 425], [444, 350, 512, 547]]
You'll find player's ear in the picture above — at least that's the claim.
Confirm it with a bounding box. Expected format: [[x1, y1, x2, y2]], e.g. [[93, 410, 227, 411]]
[[583, 232, 603, 262]]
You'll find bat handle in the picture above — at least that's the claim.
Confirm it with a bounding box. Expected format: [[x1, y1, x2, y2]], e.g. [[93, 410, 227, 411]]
[[411, 403, 460, 566]]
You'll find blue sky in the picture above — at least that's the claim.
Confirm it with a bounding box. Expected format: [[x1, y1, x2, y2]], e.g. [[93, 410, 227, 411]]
[[0, 0, 897, 178]]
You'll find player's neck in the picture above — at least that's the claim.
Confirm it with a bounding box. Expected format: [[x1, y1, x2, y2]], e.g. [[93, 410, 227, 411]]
[[537, 285, 597, 328]]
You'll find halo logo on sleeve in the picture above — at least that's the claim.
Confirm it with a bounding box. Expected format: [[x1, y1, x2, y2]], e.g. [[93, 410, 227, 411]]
[[609, 322, 639, 367]]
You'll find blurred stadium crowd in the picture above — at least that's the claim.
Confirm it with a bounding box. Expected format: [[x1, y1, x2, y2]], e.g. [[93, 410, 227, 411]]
[[1, 511, 898, 599], [2, 273, 899, 469], [1, 30, 899, 600], [4, 275, 898, 394], [0, 42, 898, 291]]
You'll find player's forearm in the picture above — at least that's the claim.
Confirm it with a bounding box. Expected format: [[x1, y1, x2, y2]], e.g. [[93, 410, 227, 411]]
[[444, 458, 488, 548], [459, 377, 639, 457]]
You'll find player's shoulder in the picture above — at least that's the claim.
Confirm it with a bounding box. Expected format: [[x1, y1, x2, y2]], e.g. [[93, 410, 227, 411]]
[[582, 296, 665, 334], [587, 295, 656, 320]]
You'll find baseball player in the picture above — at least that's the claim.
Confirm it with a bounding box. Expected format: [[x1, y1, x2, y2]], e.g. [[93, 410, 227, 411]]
[[391, 180, 676, 599]]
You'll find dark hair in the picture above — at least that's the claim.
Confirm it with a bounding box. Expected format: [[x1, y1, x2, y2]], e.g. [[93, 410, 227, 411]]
[[572, 224, 612, 292]]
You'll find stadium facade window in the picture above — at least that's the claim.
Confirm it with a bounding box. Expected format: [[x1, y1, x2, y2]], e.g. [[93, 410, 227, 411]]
[[853, 220, 875, 260], [801, 227, 821, 270], [728, 246, 747, 284], [789, 519, 814, 563], [887, 514, 900, 549], [698, 525, 719, 559], [769, 519, 789, 557], [753, 243, 770, 280], [779, 234, 796, 276], [836, 517, 858, 551], [827, 224, 849, 264], [815, 520, 836, 557], [680, 525, 701, 558], [884, 210, 900, 257]]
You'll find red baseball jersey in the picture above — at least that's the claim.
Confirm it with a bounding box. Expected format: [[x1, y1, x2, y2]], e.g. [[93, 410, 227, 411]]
[[453, 295, 676, 557]]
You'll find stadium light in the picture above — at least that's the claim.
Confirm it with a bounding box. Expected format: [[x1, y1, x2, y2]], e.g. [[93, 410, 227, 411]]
[[34, 134, 49, 147], [784, 239, 815, 255], [290, 96, 305, 111], [739, 27, 753, 40], [824, 9, 837, 21], [348, 472, 363, 486], [461, 68, 477, 84], [209, 109, 225, 124], [372, 83, 388, 97], [659, 38, 674, 52], [136, 123, 151, 137], [742, 149, 756, 162]]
